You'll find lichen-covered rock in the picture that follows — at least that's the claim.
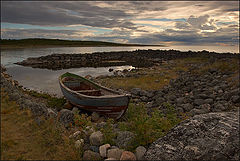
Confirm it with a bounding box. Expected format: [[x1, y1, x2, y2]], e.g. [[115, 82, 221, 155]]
[[144, 112, 239, 160], [30, 103, 48, 116], [90, 131, 104, 146], [58, 109, 74, 126], [116, 131, 135, 149], [99, 144, 111, 158], [135, 146, 146, 160], [107, 148, 124, 160], [82, 150, 101, 160]]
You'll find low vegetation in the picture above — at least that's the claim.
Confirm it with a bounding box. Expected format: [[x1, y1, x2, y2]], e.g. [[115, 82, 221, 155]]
[[74, 113, 92, 131], [100, 118, 117, 145], [117, 103, 182, 150], [196, 58, 239, 74], [97, 57, 209, 91], [24, 89, 66, 111], [1, 89, 81, 160]]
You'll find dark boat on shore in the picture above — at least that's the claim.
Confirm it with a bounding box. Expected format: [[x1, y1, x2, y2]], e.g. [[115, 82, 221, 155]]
[[59, 72, 130, 119]]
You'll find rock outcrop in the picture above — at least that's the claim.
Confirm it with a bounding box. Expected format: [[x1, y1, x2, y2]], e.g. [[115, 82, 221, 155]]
[[144, 112, 239, 160]]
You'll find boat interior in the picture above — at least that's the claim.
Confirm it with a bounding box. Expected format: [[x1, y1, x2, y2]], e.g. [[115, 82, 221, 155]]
[[62, 77, 115, 96]]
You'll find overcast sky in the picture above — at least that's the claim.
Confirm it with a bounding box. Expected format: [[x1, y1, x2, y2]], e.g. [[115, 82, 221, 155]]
[[1, 1, 239, 47]]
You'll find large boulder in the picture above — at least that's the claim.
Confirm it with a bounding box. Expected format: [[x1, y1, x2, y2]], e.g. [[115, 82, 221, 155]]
[[144, 112, 239, 160]]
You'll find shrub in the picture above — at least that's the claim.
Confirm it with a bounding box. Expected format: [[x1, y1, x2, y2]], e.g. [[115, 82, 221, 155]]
[[47, 97, 66, 111], [118, 103, 182, 150], [101, 118, 117, 145], [74, 113, 92, 131]]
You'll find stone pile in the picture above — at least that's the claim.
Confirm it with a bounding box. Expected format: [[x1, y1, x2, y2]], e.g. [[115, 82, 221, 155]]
[[130, 68, 239, 117]]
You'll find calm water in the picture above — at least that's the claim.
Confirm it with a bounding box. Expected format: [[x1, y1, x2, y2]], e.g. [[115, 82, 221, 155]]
[[1, 45, 239, 96]]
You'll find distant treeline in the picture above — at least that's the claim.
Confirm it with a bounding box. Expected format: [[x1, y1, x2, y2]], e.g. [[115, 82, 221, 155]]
[[1, 38, 163, 48]]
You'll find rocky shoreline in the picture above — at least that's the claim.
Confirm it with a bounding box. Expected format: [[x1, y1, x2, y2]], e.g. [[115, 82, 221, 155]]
[[15, 49, 238, 70], [129, 65, 239, 116], [1, 54, 239, 160]]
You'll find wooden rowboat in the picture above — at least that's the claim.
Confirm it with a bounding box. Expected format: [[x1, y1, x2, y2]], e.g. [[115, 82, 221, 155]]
[[59, 72, 130, 119]]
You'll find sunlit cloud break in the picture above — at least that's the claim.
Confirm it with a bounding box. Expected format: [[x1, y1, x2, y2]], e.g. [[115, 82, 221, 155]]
[[1, 1, 239, 47]]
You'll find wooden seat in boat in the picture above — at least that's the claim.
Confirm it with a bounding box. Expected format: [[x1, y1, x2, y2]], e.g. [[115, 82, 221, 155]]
[[76, 89, 102, 96]]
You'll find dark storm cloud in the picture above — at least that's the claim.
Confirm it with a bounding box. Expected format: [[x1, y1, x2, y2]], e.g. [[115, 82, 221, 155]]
[[1, 1, 136, 29]]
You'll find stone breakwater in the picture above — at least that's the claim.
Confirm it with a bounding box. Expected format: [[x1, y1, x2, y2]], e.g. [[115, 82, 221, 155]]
[[15, 49, 238, 70]]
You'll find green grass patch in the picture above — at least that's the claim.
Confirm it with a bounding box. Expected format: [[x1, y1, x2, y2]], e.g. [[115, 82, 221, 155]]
[[99, 69, 178, 91], [100, 118, 117, 145], [26, 90, 51, 99], [197, 58, 239, 74], [47, 97, 66, 111], [24, 89, 66, 110]]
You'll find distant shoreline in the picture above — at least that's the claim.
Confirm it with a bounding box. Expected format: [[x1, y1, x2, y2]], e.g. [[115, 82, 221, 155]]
[[1, 44, 166, 50], [0, 38, 165, 50]]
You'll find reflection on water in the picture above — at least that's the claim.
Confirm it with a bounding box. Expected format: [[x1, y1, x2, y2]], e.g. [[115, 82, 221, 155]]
[[7, 65, 134, 97], [1, 45, 238, 96]]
